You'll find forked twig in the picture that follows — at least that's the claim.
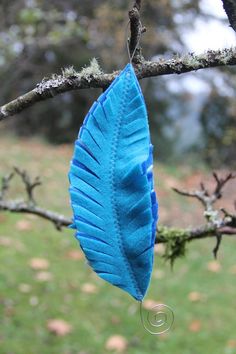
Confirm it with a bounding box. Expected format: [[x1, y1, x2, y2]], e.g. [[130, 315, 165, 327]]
[[173, 172, 236, 257], [14, 167, 41, 205]]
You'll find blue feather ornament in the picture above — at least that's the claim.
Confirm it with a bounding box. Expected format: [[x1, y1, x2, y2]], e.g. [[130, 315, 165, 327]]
[[68, 63, 158, 301]]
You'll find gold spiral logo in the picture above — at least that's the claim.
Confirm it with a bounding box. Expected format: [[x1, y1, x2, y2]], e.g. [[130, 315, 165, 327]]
[[140, 302, 174, 335]]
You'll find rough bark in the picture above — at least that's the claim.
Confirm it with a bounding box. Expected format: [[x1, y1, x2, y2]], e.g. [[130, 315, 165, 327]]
[[1, 48, 235, 121]]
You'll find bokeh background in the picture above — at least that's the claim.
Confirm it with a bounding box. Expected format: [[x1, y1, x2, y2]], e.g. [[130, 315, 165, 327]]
[[0, 0, 236, 353]]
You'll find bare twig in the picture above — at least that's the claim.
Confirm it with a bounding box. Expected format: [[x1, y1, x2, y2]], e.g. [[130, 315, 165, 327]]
[[213, 171, 236, 199], [14, 167, 41, 206], [0, 168, 68, 230], [172, 187, 206, 204], [0, 172, 14, 200], [221, 0, 236, 32], [0, 47, 236, 121], [173, 172, 236, 257], [212, 232, 222, 259], [173, 172, 235, 211]]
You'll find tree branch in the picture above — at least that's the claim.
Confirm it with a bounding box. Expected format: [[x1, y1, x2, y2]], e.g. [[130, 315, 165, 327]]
[[0, 199, 70, 231], [0, 196, 235, 241], [0, 167, 70, 230], [221, 0, 236, 32], [0, 47, 236, 121], [0, 168, 235, 264]]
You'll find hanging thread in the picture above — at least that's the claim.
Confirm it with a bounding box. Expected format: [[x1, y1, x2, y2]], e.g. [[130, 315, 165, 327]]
[[126, 19, 143, 63]]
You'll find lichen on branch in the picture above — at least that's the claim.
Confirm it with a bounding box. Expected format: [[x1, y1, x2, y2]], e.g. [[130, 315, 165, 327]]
[[0, 47, 236, 121]]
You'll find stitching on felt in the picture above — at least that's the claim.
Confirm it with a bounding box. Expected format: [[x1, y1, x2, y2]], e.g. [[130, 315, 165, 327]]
[[109, 66, 143, 300]]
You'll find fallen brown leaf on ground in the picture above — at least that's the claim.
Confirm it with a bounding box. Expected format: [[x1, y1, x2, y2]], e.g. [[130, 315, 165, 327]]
[[105, 335, 128, 352], [207, 260, 221, 273], [35, 271, 52, 282], [226, 339, 236, 348], [189, 320, 202, 332], [47, 319, 72, 336], [29, 258, 50, 270], [0, 236, 12, 246], [66, 249, 84, 260], [188, 291, 204, 302], [81, 283, 98, 294], [16, 219, 32, 231]]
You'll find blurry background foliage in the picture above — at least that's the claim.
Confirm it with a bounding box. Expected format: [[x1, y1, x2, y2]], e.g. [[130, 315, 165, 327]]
[[0, 0, 235, 167]]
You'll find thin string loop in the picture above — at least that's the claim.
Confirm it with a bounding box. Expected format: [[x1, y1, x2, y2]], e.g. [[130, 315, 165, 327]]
[[125, 19, 143, 64]]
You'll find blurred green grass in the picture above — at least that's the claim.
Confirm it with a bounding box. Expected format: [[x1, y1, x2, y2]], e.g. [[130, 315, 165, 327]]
[[0, 135, 236, 354]]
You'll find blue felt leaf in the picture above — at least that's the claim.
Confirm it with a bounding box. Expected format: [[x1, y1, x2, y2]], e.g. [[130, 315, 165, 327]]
[[68, 63, 158, 301]]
